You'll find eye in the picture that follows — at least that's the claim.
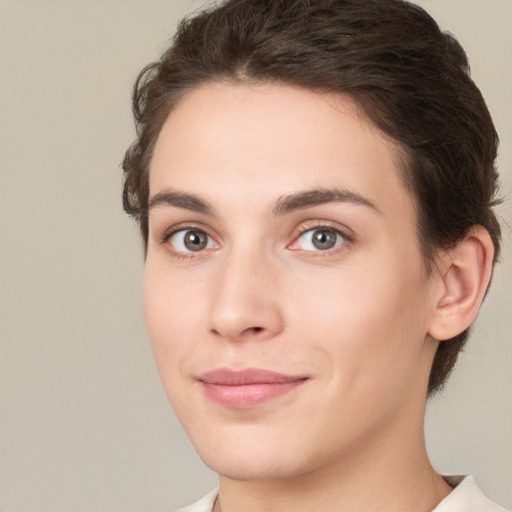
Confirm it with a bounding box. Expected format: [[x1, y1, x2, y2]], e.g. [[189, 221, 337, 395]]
[[168, 229, 215, 253], [295, 227, 346, 251]]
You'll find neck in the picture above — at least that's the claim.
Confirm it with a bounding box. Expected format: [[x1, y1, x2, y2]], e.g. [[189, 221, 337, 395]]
[[215, 404, 451, 512]]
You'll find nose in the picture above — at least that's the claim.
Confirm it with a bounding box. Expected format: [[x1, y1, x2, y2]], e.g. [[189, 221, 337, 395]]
[[208, 249, 284, 342]]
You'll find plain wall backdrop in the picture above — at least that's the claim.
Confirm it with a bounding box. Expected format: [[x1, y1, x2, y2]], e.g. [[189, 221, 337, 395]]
[[0, 1, 511, 511]]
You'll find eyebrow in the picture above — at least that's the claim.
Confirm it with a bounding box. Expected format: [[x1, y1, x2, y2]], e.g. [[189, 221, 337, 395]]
[[271, 188, 381, 216], [148, 191, 214, 215], [147, 187, 380, 217]]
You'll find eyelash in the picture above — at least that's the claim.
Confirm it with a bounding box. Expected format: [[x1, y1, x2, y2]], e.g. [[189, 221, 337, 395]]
[[291, 223, 352, 256], [160, 223, 217, 260], [160, 221, 352, 258]]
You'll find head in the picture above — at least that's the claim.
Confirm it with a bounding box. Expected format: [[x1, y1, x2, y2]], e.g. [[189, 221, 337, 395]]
[[123, 0, 501, 397]]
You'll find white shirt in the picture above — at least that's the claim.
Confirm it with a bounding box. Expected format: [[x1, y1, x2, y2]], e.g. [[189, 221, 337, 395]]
[[175, 476, 509, 512]]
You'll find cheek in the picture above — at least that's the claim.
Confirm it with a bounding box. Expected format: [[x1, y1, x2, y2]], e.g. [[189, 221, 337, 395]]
[[287, 253, 430, 389], [143, 264, 204, 374], [142, 264, 214, 423]]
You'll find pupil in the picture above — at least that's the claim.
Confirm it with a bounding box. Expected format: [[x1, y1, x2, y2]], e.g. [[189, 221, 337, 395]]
[[313, 230, 336, 250], [185, 231, 207, 251]]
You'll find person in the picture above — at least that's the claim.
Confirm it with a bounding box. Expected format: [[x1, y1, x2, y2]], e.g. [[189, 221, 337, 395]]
[[122, 0, 507, 510]]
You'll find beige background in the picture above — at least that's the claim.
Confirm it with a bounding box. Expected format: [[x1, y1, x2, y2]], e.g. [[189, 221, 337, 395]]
[[0, 1, 510, 511]]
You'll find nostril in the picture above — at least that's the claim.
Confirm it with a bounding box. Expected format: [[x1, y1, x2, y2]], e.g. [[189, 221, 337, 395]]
[[252, 327, 263, 333]]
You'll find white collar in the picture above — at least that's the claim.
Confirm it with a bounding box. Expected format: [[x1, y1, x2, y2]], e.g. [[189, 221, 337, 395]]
[[433, 475, 508, 512], [176, 489, 217, 512], [176, 476, 509, 512]]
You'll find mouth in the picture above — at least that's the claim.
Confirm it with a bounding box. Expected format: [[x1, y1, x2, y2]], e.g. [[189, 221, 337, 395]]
[[198, 368, 309, 409]]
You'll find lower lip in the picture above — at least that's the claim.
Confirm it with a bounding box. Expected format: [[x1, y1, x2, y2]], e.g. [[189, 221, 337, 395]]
[[201, 380, 306, 408]]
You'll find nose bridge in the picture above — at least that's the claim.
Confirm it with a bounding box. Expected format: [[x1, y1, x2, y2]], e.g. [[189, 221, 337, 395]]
[[208, 241, 283, 341]]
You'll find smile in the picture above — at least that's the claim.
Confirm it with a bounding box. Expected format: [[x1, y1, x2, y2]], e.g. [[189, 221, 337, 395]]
[[198, 368, 308, 409]]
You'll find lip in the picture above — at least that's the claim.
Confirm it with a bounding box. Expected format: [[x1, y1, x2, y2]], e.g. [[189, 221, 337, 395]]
[[198, 368, 308, 409]]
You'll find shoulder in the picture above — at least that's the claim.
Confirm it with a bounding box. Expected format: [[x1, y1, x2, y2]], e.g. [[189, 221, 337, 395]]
[[434, 476, 509, 512], [173, 489, 218, 512]]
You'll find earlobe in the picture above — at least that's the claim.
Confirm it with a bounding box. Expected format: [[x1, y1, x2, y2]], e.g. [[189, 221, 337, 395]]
[[428, 226, 495, 341]]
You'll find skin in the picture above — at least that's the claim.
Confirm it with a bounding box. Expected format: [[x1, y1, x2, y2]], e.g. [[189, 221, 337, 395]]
[[144, 82, 457, 512]]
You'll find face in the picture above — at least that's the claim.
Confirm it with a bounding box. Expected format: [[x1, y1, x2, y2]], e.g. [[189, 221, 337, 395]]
[[144, 82, 439, 482]]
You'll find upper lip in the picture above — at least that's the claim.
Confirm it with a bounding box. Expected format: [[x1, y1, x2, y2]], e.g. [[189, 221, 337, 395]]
[[198, 368, 308, 385]]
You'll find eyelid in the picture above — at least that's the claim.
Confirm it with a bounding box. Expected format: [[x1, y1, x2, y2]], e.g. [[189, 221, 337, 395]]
[[160, 222, 220, 258], [288, 221, 353, 252], [161, 222, 215, 243], [157, 220, 352, 257]]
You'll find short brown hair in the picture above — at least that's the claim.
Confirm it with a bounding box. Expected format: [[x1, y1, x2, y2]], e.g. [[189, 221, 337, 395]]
[[122, 0, 501, 395]]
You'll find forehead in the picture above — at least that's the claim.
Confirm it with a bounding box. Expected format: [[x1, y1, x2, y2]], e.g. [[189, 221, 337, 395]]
[[149, 81, 415, 225]]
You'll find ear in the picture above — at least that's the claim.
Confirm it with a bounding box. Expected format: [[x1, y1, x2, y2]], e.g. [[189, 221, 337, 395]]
[[428, 226, 495, 341]]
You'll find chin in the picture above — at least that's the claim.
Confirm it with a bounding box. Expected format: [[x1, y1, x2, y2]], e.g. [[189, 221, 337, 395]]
[[187, 422, 323, 483], [200, 449, 308, 482]]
